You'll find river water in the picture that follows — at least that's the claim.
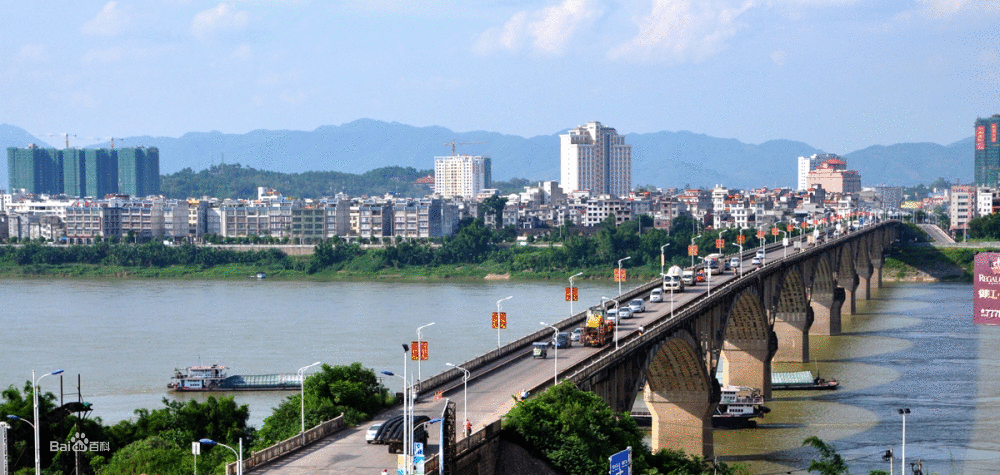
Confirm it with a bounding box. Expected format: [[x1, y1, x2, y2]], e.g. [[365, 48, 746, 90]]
[[1, 279, 994, 473]]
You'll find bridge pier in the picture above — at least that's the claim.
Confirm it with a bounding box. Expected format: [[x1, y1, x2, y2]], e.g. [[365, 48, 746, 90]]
[[773, 307, 813, 363], [643, 383, 714, 459], [811, 287, 844, 335], [838, 275, 859, 315], [871, 255, 884, 290], [856, 265, 872, 301], [722, 338, 773, 399]]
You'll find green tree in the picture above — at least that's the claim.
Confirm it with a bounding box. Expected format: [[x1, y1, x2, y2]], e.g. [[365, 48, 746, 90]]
[[802, 436, 849, 475]]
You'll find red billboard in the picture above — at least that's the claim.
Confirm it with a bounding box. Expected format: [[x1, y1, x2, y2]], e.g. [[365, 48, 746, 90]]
[[977, 125, 986, 151], [974, 252, 1000, 325], [992, 123, 998, 143]]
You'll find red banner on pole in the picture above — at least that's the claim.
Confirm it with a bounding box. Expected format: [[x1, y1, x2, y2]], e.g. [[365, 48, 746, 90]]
[[499, 312, 507, 329], [411, 341, 421, 361], [688, 244, 698, 256], [572, 287, 578, 301], [491, 312, 499, 329], [736, 234, 746, 244], [715, 238, 725, 249], [756, 230, 765, 239], [771, 227, 780, 236], [974, 253, 1000, 325], [787, 224, 794, 232], [565, 287, 572, 301]]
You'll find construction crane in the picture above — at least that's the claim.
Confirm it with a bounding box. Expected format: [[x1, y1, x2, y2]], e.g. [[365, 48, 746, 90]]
[[48, 133, 77, 149], [444, 140, 486, 156]]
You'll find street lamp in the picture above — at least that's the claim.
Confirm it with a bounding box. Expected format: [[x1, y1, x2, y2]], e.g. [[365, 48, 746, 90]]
[[737, 227, 745, 276], [660, 243, 671, 276], [601, 297, 620, 350], [414, 417, 444, 474], [0, 420, 9, 475], [617, 256, 631, 297], [898, 408, 910, 475], [297, 362, 321, 445], [541, 322, 559, 384], [446, 363, 470, 437], [383, 367, 411, 473], [496, 296, 512, 348], [30, 369, 62, 475], [690, 235, 702, 268], [199, 438, 242, 475], [660, 273, 674, 319], [416, 322, 436, 386], [568, 272, 583, 317]]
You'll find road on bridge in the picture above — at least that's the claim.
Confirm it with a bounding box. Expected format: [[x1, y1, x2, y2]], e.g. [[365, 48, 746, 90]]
[[251, 240, 808, 474]]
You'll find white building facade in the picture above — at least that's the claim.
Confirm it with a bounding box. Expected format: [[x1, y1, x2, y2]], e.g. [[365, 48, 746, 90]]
[[560, 121, 632, 197], [434, 155, 491, 199]]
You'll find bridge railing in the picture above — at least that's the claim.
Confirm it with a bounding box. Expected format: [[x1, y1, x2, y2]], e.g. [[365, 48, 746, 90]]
[[226, 414, 347, 475]]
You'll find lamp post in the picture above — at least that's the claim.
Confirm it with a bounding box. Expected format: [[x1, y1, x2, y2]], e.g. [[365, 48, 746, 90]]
[[383, 367, 411, 473], [898, 408, 910, 475], [569, 272, 583, 317], [297, 362, 321, 445], [0, 421, 9, 475], [617, 256, 631, 297], [414, 417, 443, 473], [30, 369, 62, 475], [199, 438, 242, 475], [541, 322, 559, 384], [660, 273, 674, 319], [660, 243, 671, 276], [445, 363, 470, 437], [737, 227, 745, 276], [601, 297, 620, 350], [779, 230, 788, 259], [5, 415, 34, 475], [690, 235, 701, 268], [415, 322, 436, 386], [496, 296, 513, 348]]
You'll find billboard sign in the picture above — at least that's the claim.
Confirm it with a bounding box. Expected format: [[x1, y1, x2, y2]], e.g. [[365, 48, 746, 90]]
[[974, 252, 1000, 325], [993, 123, 998, 143], [977, 125, 986, 151]]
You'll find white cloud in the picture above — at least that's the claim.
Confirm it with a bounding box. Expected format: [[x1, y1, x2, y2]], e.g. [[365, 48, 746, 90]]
[[18, 44, 46, 62], [81, 1, 132, 37], [230, 44, 253, 61], [474, 0, 602, 55], [770, 50, 786, 66], [609, 0, 754, 63], [191, 3, 250, 39]]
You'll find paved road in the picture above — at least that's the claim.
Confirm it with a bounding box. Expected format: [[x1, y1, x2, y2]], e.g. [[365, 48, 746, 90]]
[[251, 243, 803, 474], [918, 223, 955, 243]]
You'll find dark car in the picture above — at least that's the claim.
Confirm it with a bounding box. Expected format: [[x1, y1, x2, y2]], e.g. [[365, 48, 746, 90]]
[[553, 332, 572, 349]]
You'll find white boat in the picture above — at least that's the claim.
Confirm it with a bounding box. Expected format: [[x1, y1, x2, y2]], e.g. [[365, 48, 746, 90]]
[[713, 385, 769, 428], [167, 364, 302, 391], [167, 364, 228, 391]]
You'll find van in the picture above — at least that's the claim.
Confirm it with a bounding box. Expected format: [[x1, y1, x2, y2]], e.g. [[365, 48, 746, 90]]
[[681, 270, 695, 286], [650, 288, 663, 303]]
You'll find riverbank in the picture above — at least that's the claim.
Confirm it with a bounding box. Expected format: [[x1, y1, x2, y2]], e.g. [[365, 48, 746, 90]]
[[881, 244, 1000, 282]]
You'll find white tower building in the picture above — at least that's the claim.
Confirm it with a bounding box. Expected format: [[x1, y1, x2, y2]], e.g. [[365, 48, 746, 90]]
[[434, 155, 492, 199], [560, 121, 632, 197]]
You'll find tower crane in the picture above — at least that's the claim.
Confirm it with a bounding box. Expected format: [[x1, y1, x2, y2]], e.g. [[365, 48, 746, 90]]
[[444, 140, 486, 156], [48, 133, 77, 149]]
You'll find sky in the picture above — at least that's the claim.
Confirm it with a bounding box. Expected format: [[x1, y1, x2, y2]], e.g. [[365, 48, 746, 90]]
[[1, 0, 998, 154]]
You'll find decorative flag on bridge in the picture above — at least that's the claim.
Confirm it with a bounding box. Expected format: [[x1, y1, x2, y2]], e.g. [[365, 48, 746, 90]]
[[688, 244, 698, 256], [736, 234, 746, 244], [772, 228, 780, 236], [715, 238, 725, 249], [756, 230, 765, 239], [491, 312, 507, 329], [565, 287, 579, 301], [410, 341, 429, 361], [613, 269, 627, 282]]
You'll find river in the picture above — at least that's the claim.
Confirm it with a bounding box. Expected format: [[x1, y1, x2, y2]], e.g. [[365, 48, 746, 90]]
[[1, 278, 993, 473]]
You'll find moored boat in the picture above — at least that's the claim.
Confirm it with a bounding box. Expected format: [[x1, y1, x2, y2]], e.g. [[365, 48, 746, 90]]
[[168, 364, 302, 391], [772, 371, 838, 390], [712, 385, 769, 429]]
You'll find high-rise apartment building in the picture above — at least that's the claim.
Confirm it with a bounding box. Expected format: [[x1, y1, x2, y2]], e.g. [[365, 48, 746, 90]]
[[975, 115, 1000, 186], [434, 155, 491, 199], [797, 153, 839, 191], [6, 145, 158, 197], [560, 121, 631, 196]]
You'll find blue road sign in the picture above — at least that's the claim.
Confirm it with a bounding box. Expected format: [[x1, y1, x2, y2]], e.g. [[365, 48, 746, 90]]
[[609, 446, 631, 475]]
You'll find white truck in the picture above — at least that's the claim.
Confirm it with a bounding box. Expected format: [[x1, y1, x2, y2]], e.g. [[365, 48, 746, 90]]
[[663, 265, 685, 292]]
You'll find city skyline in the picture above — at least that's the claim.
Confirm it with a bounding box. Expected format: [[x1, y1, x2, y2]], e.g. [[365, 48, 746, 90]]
[[1, 1, 995, 155]]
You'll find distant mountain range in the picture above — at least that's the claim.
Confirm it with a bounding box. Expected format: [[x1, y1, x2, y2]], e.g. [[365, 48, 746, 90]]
[[0, 120, 973, 191]]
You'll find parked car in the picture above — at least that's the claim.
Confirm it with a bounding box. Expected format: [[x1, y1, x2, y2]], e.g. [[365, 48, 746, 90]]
[[650, 288, 663, 303], [682, 270, 696, 286], [617, 306, 633, 319], [366, 423, 383, 444], [571, 327, 584, 341], [553, 332, 572, 348], [629, 298, 645, 313]]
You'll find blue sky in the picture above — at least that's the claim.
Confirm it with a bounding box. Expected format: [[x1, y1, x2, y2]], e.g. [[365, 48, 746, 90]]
[[1, 0, 996, 154]]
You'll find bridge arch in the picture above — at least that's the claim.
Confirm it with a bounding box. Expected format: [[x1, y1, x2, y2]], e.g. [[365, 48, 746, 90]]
[[773, 268, 813, 363], [810, 253, 844, 335], [719, 289, 773, 396], [643, 329, 719, 458]]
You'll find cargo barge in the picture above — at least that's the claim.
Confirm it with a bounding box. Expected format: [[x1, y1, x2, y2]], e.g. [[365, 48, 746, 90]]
[[772, 371, 838, 390], [167, 364, 302, 391]]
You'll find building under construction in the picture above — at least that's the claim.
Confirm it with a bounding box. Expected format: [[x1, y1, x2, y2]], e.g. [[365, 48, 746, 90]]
[[7, 144, 159, 197]]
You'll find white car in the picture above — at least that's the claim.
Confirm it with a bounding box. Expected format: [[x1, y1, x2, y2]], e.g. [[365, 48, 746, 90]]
[[756, 249, 766, 259], [751, 256, 762, 266], [729, 257, 740, 270], [365, 423, 383, 444], [617, 306, 633, 319], [629, 298, 645, 313], [650, 288, 663, 303]]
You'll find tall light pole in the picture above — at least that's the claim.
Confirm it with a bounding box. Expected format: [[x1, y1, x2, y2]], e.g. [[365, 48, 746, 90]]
[[0, 421, 9, 475], [690, 235, 701, 268], [383, 367, 410, 473], [601, 297, 620, 350], [496, 296, 512, 348], [737, 227, 745, 276], [541, 322, 559, 384], [660, 243, 671, 276], [569, 272, 583, 317], [446, 363, 470, 437], [660, 274, 674, 319], [199, 438, 242, 475], [779, 230, 788, 259], [898, 408, 910, 475], [415, 322, 435, 386], [617, 256, 631, 297], [5, 416, 33, 475], [31, 369, 62, 475], [297, 362, 321, 445]]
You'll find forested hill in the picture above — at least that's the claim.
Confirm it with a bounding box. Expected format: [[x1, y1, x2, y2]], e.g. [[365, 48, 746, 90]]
[[160, 163, 435, 200]]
